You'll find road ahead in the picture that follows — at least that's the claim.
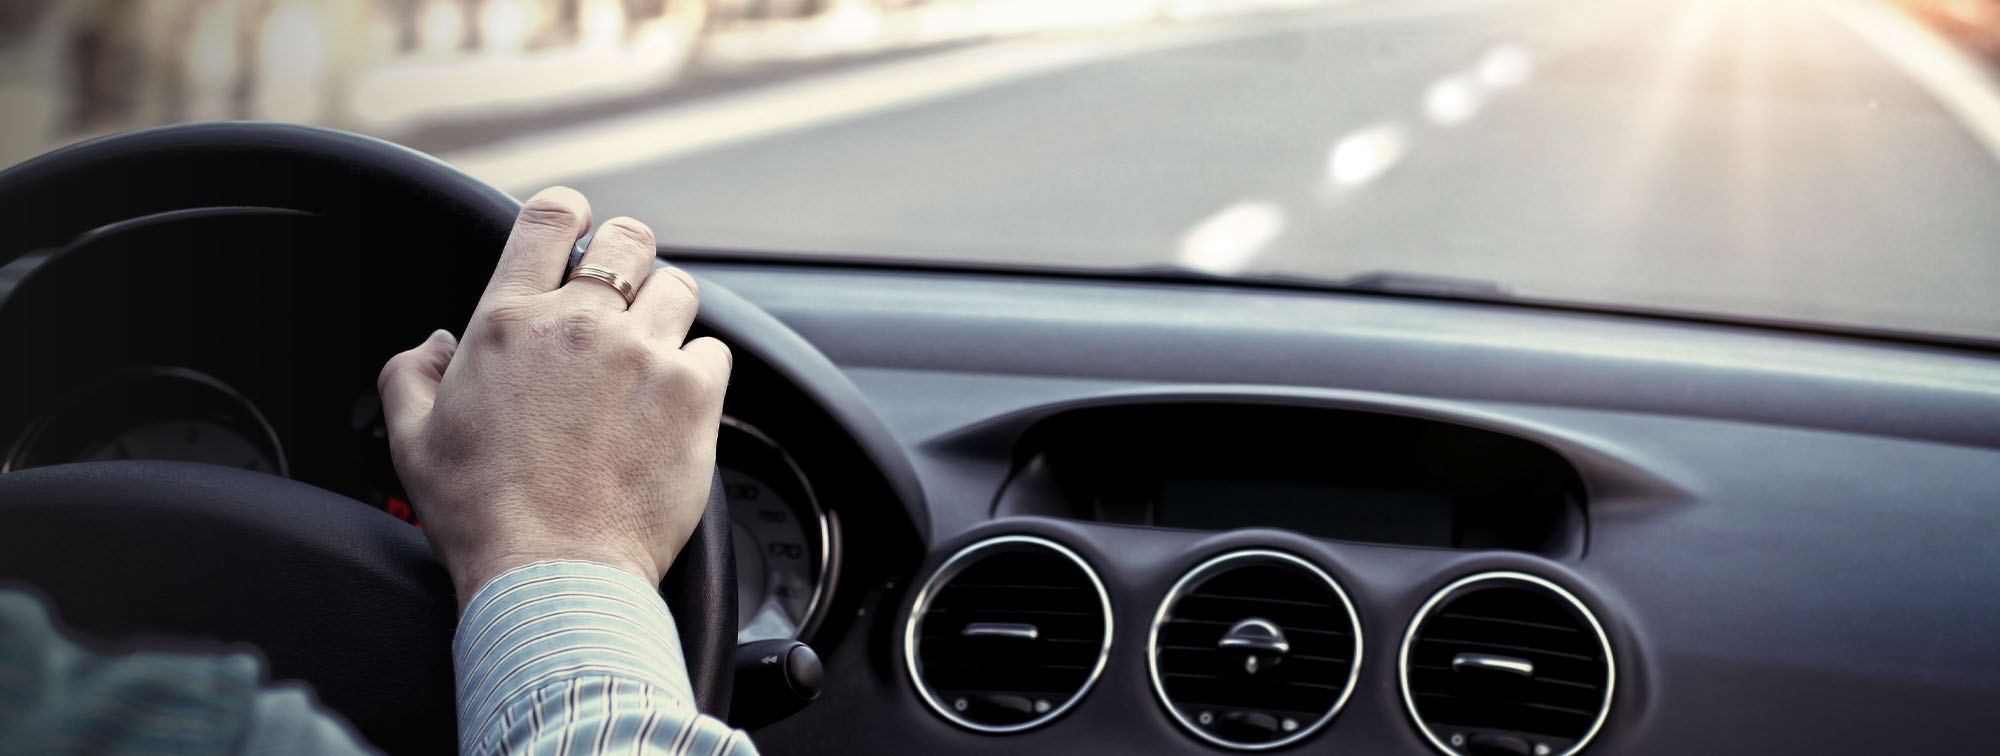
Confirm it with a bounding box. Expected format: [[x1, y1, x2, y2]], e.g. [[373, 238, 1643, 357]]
[[497, 0, 2000, 341]]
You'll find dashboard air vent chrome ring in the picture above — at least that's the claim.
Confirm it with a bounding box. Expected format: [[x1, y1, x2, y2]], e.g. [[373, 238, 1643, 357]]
[[904, 534, 1113, 733], [1399, 571, 1615, 756], [1148, 549, 1364, 750]]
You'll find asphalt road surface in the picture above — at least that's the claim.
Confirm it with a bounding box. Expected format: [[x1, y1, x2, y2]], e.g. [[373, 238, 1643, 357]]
[[540, 0, 2000, 341]]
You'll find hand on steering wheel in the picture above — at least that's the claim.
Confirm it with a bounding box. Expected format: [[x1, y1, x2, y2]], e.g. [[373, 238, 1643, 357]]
[[376, 186, 732, 606]]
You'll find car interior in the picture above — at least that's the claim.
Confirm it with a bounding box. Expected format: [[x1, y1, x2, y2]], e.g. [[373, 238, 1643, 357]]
[[0, 120, 1996, 756]]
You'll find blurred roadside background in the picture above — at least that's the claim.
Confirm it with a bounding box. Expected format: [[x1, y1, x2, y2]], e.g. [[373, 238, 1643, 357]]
[[5, 0, 1998, 178], [0, 0, 1316, 168], [5, 0, 2000, 341]]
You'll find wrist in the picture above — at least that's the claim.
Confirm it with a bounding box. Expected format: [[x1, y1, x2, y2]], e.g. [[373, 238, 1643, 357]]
[[451, 546, 659, 611]]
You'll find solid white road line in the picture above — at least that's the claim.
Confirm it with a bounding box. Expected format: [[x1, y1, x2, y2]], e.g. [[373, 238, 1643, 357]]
[[1176, 200, 1288, 274]]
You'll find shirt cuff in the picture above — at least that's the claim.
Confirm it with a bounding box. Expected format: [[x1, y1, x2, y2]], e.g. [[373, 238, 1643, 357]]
[[451, 560, 697, 747]]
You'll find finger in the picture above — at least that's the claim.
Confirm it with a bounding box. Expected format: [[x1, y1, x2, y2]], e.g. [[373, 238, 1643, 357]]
[[486, 187, 593, 298], [377, 329, 460, 443], [632, 263, 701, 339], [562, 216, 655, 310], [679, 336, 733, 404]]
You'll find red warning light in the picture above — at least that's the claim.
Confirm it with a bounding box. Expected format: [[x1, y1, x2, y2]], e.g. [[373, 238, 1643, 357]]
[[385, 496, 420, 526]]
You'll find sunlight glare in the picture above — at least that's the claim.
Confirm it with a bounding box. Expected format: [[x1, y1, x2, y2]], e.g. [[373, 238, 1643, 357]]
[[1599, 0, 1730, 222]]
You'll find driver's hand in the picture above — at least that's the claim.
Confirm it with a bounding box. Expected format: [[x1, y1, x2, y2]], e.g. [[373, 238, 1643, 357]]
[[376, 187, 730, 607]]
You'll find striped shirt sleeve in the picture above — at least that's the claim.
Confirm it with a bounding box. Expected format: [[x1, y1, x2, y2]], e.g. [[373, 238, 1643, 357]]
[[453, 561, 758, 756]]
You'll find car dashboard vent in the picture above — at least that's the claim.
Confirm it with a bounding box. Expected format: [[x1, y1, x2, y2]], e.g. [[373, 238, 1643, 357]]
[[1400, 572, 1615, 756], [905, 535, 1112, 732], [1148, 550, 1362, 750]]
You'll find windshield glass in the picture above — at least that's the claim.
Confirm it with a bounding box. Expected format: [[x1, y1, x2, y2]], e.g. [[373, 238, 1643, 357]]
[[4, 0, 1997, 341]]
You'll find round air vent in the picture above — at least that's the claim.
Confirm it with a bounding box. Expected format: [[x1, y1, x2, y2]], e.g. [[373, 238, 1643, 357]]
[[904, 535, 1112, 732], [1148, 550, 1362, 750], [1399, 572, 1615, 756]]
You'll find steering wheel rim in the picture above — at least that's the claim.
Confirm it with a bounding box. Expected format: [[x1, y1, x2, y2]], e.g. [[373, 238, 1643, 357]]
[[0, 123, 737, 748]]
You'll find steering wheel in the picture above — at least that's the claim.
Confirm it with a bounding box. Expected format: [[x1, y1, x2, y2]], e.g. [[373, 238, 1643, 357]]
[[0, 124, 736, 754]]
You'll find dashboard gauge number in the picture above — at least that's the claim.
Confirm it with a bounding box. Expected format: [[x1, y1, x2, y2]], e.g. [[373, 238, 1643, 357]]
[[719, 418, 833, 645], [727, 468, 815, 641]]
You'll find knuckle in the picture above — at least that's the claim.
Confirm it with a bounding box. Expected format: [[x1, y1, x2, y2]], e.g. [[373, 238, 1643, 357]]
[[661, 266, 700, 299], [516, 196, 586, 234], [556, 309, 606, 350], [474, 302, 532, 348], [599, 216, 655, 249], [656, 354, 719, 396]]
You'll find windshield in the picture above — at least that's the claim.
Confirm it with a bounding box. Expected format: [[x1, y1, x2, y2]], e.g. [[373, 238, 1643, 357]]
[[4, 0, 1998, 341]]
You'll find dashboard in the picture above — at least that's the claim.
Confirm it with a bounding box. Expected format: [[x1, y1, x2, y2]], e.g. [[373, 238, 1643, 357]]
[[687, 261, 2000, 756], [3, 202, 2000, 755]]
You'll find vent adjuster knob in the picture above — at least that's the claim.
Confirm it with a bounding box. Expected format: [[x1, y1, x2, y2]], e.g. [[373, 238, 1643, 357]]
[[1218, 617, 1290, 676]]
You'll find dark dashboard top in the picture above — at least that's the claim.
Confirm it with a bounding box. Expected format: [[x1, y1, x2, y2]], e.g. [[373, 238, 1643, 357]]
[[688, 261, 2000, 449]]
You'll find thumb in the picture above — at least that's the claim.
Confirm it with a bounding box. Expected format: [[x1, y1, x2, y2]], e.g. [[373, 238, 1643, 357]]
[[377, 329, 459, 442]]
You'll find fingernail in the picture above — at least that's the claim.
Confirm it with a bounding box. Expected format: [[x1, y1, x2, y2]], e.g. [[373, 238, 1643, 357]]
[[431, 328, 457, 346]]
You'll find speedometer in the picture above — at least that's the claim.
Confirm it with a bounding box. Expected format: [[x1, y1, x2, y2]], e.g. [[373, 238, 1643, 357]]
[[4, 367, 286, 476], [720, 418, 835, 644]]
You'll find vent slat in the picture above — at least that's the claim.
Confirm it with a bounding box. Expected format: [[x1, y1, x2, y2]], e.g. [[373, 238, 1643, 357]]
[[909, 539, 1109, 732], [1408, 664, 1601, 691], [927, 608, 1099, 618], [1401, 575, 1613, 753], [1283, 680, 1352, 692], [1287, 653, 1353, 664], [1179, 593, 1337, 610], [926, 661, 1094, 671], [1438, 612, 1582, 634], [1413, 692, 1600, 718], [1415, 637, 1598, 662], [943, 583, 1089, 591]]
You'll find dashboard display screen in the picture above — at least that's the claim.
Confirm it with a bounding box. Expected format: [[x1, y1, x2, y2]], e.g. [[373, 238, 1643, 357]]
[[1154, 478, 1455, 546]]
